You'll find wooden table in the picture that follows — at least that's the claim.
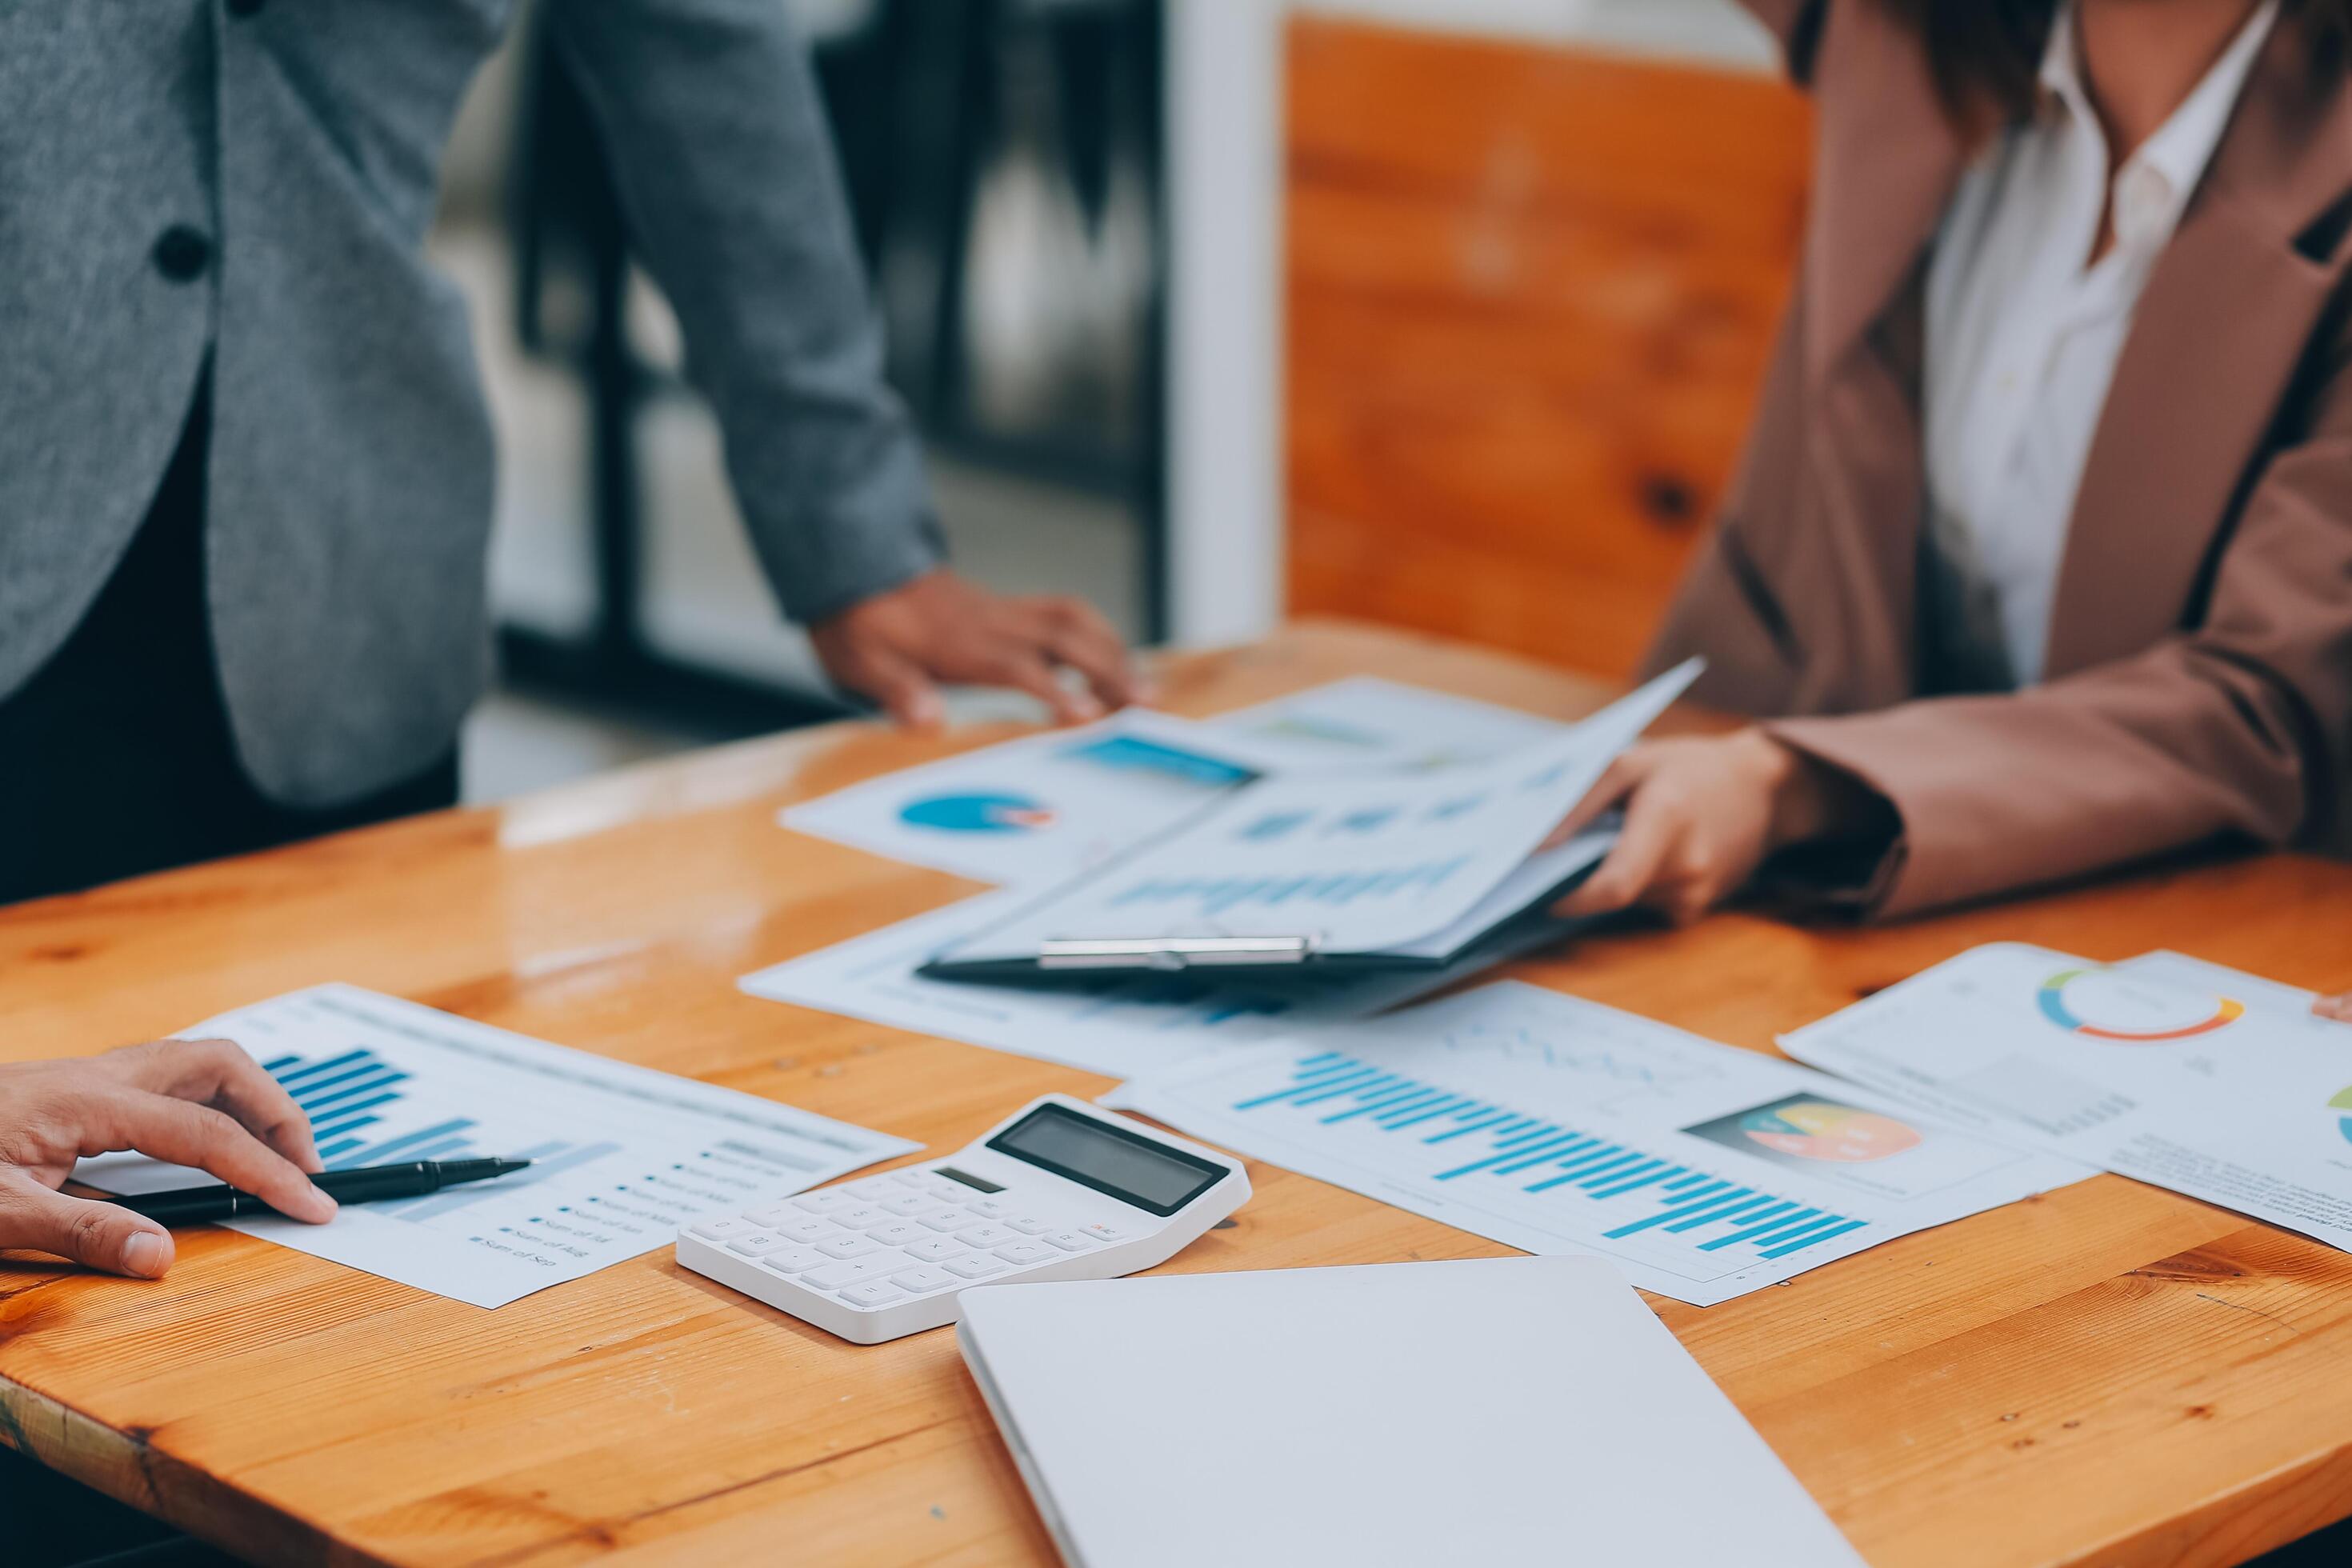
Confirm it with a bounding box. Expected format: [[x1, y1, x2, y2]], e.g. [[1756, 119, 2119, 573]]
[[5, 621, 2351, 1567]]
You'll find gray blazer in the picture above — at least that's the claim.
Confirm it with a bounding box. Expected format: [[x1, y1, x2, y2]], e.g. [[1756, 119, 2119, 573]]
[[1, 1, 941, 806]]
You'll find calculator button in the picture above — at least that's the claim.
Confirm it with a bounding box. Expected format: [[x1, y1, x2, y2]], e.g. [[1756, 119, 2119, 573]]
[[877, 1193, 935, 1217], [867, 1221, 930, 1247], [774, 1218, 840, 1245], [917, 1209, 974, 1232], [848, 1177, 901, 1198], [832, 1206, 890, 1229], [1079, 1222, 1130, 1242], [942, 1254, 1011, 1280], [794, 1190, 856, 1214], [725, 1231, 792, 1256], [802, 1259, 889, 1290], [687, 1218, 758, 1242], [904, 1237, 966, 1264], [840, 1279, 906, 1307], [1002, 1216, 1053, 1235], [757, 1246, 829, 1274], [923, 1185, 970, 1206], [815, 1234, 881, 1261], [744, 1206, 800, 1227], [890, 1266, 955, 1294], [890, 1169, 934, 1186], [960, 1198, 1010, 1220], [1038, 1231, 1096, 1253], [993, 1242, 1057, 1266], [957, 1224, 1018, 1248]]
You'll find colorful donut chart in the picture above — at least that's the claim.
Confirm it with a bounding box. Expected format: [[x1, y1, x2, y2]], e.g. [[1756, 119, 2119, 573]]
[[2036, 968, 2244, 1042]]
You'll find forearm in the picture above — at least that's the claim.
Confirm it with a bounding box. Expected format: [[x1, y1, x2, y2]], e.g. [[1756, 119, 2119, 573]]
[[546, 0, 942, 621]]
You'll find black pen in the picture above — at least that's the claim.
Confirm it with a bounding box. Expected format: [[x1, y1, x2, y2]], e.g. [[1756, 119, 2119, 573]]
[[114, 1158, 534, 1225]]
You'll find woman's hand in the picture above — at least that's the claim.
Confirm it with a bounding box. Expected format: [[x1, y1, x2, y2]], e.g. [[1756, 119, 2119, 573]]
[[2317, 994, 2352, 1025], [0, 1038, 337, 1278], [1550, 730, 1871, 926]]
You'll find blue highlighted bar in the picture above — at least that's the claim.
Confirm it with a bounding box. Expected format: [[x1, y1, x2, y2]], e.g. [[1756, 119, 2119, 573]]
[[1759, 1218, 1866, 1259], [1291, 1072, 1402, 1108], [316, 1137, 364, 1162], [274, 1050, 370, 1087], [299, 1071, 408, 1114], [1425, 1110, 1514, 1143], [1378, 1092, 1461, 1126], [1493, 1134, 1598, 1175], [1665, 1194, 1781, 1234], [306, 1113, 380, 1142], [326, 1118, 477, 1170], [1742, 1208, 1832, 1248], [1697, 1202, 1803, 1250], [1590, 1162, 1685, 1200], [1323, 1085, 1441, 1124]]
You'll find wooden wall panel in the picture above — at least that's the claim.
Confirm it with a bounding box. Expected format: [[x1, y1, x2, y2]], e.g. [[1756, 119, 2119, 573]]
[[1284, 16, 1813, 677]]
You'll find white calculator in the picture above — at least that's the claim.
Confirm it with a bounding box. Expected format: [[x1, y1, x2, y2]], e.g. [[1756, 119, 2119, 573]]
[[675, 1094, 1250, 1343]]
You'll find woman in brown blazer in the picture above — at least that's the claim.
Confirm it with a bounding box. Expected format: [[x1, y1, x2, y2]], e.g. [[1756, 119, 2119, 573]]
[[1554, 0, 2352, 924]]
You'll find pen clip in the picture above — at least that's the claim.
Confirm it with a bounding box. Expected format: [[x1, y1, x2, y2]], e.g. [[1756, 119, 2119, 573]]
[[1037, 936, 1315, 972]]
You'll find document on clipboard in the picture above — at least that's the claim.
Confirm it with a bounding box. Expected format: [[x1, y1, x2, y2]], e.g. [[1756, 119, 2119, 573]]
[[918, 662, 1701, 980]]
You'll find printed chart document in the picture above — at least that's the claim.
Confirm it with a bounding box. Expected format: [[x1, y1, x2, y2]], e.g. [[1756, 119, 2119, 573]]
[[1206, 677, 1568, 770], [1106, 982, 2085, 1305], [779, 678, 1578, 886], [926, 663, 1697, 973], [738, 890, 1574, 1080], [1779, 942, 2352, 1253], [77, 986, 918, 1307], [779, 709, 1261, 886]]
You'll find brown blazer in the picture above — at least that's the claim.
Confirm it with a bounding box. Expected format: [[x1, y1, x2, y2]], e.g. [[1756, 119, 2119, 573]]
[[1646, 0, 2352, 918]]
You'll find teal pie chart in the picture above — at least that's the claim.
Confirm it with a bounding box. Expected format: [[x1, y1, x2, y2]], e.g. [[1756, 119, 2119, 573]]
[[898, 792, 1058, 834]]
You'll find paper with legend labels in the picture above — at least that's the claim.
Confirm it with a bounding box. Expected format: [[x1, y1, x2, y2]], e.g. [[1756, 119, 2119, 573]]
[[76, 986, 915, 1306], [1780, 943, 2352, 1254], [1106, 982, 2086, 1305]]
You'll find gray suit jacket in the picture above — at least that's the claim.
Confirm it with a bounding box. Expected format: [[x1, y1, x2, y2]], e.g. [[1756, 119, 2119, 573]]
[[1, 0, 940, 806]]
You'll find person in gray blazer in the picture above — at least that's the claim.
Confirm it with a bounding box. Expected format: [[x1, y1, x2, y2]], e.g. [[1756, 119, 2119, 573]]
[[0, 1, 1142, 907]]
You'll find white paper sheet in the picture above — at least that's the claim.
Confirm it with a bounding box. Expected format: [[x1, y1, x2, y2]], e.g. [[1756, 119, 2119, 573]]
[[1778, 943, 2352, 1254], [738, 890, 1570, 1080], [778, 709, 1262, 886], [778, 678, 1581, 888], [938, 663, 1698, 962], [1106, 981, 2085, 1306], [77, 986, 918, 1307], [1206, 676, 1570, 770]]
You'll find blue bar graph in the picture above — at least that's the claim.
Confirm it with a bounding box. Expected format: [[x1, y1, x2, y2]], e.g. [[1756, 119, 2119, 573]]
[[1109, 856, 1473, 916], [1230, 1051, 1868, 1266]]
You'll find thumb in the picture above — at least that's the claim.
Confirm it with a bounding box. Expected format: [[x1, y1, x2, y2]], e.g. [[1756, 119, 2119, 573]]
[[844, 644, 946, 731], [0, 1182, 175, 1279], [1541, 752, 1647, 850]]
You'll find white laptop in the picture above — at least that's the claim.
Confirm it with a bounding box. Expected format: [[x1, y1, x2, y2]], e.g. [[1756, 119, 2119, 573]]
[[956, 1256, 1862, 1568]]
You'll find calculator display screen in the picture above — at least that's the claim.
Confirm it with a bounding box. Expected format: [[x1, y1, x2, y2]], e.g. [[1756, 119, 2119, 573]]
[[986, 1105, 1226, 1217]]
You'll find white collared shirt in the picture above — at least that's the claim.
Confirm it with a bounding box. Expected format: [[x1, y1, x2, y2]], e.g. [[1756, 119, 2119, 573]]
[[1920, 0, 2277, 689]]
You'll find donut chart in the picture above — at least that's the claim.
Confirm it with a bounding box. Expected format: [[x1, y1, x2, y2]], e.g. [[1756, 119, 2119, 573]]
[[2037, 968, 2244, 1042], [1737, 1099, 1920, 1163], [898, 792, 1059, 835]]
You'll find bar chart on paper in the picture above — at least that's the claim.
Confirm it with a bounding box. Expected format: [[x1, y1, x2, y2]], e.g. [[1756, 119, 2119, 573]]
[[1110, 982, 2086, 1305], [78, 986, 916, 1306]]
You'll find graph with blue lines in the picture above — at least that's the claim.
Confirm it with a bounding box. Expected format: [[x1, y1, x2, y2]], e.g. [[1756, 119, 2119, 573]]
[[1109, 856, 1471, 917], [261, 1046, 623, 1222], [1233, 1051, 1866, 1263]]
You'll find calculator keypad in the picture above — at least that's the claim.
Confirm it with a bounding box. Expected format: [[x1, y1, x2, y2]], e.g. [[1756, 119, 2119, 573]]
[[708, 1167, 1117, 1312]]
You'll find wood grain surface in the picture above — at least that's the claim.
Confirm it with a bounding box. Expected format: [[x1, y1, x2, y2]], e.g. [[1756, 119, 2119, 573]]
[[3, 621, 2351, 1567], [1285, 16, 1812, 678]]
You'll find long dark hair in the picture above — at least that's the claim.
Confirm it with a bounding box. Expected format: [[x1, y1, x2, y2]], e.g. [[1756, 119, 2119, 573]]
[[1880, 0, 2349, 129]]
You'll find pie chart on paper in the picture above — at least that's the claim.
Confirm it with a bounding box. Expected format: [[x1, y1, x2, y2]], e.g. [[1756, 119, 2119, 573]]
[[1739, 1099, 1921, 1163], [898, 792, 1060, 835]]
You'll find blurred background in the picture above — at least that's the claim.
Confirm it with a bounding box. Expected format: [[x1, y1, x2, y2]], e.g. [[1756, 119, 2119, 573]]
[[443, 0, 1778, 802]]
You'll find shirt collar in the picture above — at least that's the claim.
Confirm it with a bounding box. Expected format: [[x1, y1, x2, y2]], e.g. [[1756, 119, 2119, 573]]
[[2038, 0, 2280, 249]]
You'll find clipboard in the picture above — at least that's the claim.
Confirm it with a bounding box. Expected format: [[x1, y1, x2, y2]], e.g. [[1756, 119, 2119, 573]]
[[912, 660, 1697, 982]]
